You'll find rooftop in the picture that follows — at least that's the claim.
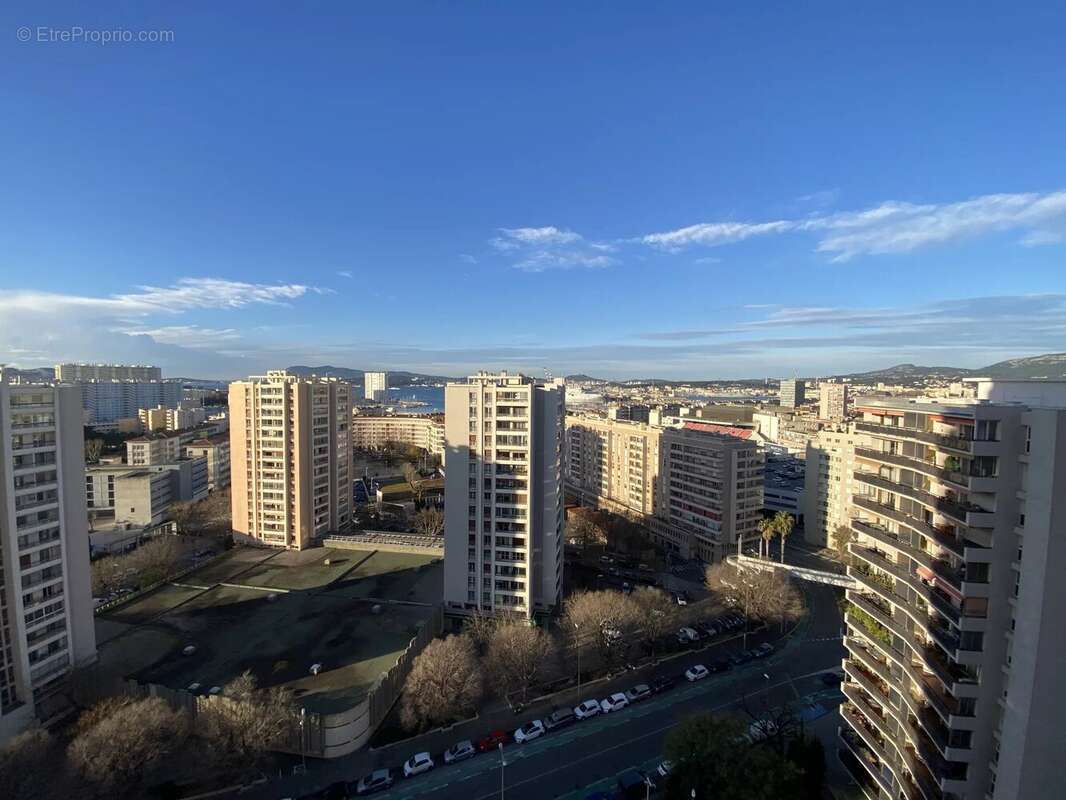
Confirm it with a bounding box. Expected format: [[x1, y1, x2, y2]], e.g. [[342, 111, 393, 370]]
[[94, 545, 442, 714]]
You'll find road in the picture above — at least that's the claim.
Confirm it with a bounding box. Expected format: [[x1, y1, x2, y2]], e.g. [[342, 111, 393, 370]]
[[255, 581, 844, 800]]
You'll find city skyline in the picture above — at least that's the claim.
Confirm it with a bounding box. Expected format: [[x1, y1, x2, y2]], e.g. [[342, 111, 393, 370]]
[[3, 4, 1065, 379]]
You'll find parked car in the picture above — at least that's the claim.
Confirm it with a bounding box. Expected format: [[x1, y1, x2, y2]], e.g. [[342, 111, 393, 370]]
[[353, 769, 393, 795], [677, 626, 700, 644], [674, 593, 688, 606], [748, 719, 779, 742], [755, 642, 774, 658], [656, 760, 673, 778], [403, 752, 434, 778], [323, 782, 348, 800], [544, 707, 576, 730], [514, 719, 546, 743], [685, 664, 709, 682], [730, 650, 754, 666], [697, 621, 718, 637], [574, 699, 602, 719], [709, 658, 731, 673], [444, 740, 476, 764], [476, 730, 510, 752], [820, 669, 844, 686], [625, 683, 652, 703], [650, 675, 676, 694], [600, 693, 630, 713]]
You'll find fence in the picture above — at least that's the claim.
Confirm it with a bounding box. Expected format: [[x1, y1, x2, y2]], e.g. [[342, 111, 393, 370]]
[[324, 531, 444, 557]]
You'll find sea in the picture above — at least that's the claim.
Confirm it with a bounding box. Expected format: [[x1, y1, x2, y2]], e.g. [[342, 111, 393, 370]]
[[386, 386, 445, 413]]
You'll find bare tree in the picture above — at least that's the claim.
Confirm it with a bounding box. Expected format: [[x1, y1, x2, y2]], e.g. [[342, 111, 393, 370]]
[[0, 727, 70, 800], [630, 585, 677, 658], [400, 634, 483, 731], [169, 499, 206, 535], [705, 562, 804, 643], [413, 506, 444, 537], [565, 512, 607, 552], [487, 620, 558, 703], [562, 590, 641, 673], [832, 523, 854, 565], [67, 696, 191, 798], [125, 534, 184, 586], [200, 670, 295, 770]]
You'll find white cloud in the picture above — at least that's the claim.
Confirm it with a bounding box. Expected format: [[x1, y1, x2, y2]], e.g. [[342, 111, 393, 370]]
[[336, 270, 353, 278], [459, 253, 478, 264], [119, 325, 242, 349], [490, 226, 616, 271], [640, 189, 1066, 261]]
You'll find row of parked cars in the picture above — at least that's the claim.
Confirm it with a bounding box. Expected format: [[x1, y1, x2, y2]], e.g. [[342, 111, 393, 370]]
[[676, 609, 746, 644], [313, 633, 777, 799]]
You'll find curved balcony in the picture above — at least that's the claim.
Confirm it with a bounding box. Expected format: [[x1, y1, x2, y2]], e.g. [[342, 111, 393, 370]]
[[851, 496, 969, 559], [856, 420, 975, 453], [854, 471, 992, 529]]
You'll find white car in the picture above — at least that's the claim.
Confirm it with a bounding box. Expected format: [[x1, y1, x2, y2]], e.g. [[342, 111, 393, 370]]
[[685, 664, 709, 682], [677, 626, 700, 644], [656, 760, 673, 778], [574, 699, 602, 719], [403, 752, 434, 777], [514, 719, 546, 743], [625, 684, 652, 703], [748, 719, 779, 742], [599, 692, 630, 713]]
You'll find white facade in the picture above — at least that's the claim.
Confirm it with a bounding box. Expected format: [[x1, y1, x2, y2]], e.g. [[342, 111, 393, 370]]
[[840, 382, 1066, 800], [819, 382, 850, 422], [76, 380, 182, 423], [364, 372, 388, 402], [351, 413, 445, 457], [443, 373, 564, 618], [803, 426, 859, 549], [0, 371, 97, 741], [54, 363, 161, 382]]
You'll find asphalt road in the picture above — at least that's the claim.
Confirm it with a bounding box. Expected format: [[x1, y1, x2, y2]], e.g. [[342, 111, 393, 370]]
[[263, 582, 844, 800]]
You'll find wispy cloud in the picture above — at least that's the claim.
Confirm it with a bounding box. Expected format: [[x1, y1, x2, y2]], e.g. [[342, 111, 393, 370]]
[[641, 189, 1066, 261], [336, 270, 353, 278], [459, 253, 478, 264], [120, 325, 242, 349], [490, 226, 616, 271]]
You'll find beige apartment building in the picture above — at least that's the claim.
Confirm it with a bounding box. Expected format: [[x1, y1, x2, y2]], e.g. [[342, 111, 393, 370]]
[[443, 373, 565, 619], [229, 371, 352, 550], [565, 415, 764, 562], [183, 434, 231, 491], [0, 370, 97, 741], [351, 413, 445, 458], [804, 425, 859, 549], [820, 382, 851, 422], [840, 380, 1066, 800], [364, 371, 387, 402]]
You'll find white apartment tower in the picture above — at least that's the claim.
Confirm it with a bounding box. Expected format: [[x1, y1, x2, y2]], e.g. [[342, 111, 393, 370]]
[[364, 372, 388, 402], [804, 426, 859, 549], [54, 363, 161, 382], [780, 378, 805, 408], [0, 369, 97, 740], [229, 371, 352, 550], [840, 380, 1066, 800], [443, 373, 565, 619], [821, 382, 851, 422]]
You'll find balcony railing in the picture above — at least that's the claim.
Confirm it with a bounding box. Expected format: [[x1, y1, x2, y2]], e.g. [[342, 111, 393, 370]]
[[852, 496, 972, 559], [856, 421, 975, 453]]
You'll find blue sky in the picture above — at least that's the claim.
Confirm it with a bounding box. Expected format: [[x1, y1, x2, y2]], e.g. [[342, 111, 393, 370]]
[[2, 2, 1065, 379]]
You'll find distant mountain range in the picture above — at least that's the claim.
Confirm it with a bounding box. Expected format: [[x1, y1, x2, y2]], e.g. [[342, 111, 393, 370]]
[[834, 353, 1066, 382], [285, 366, 454, 386]]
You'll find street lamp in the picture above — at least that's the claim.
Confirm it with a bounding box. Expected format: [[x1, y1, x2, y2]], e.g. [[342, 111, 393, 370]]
[[574, 623, 582, 691], [499, 741, 506, 799], [299, 708, 307, 775]]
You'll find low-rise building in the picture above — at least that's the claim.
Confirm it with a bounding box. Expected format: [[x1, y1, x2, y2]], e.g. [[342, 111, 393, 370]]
[[139, 404, 207, 432], [86, 458, 209, 525], [183, 434, 230, 491], [351, 413, 444, 457]]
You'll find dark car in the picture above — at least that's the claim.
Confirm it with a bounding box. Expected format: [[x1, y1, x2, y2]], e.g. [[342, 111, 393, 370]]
[[709, 657, 732, 673], [755, 642, 774, 658], [476, 730, 511, 752], [730, 651, 754, 666], [650, 675, 676, 694], [617, 770, 655, 800], [544, 707, 576, 730], [820, 670, 844, 686], [323, 782, 349, 800]]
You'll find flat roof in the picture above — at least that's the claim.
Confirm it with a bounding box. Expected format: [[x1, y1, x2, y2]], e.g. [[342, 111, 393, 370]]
[[94, 546, 442, 714]]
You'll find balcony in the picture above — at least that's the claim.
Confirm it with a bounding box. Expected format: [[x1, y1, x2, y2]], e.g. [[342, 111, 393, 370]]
[[852, 496, 974, 560], [857, 420, 976, 452], [840, 727, 895, 799]]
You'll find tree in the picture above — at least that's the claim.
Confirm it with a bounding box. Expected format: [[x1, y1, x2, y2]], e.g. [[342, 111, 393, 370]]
[[565, 512, 607, 552], [169, 499, 207, 535], [84, 438, 104, 464], [662, 713, 803, 800], [0, 727, 70, 800], [774, 511, 796, 563], [200, 670, 295, 771], [705, 562, 804, 642], [630, 585, 677, 658], [487, 620, 558, 703], [463, 611, 499, 651], [400, 634, 483, 731], [786, 735, 826, 799], [758, 518, 776, 559], [562, 590, 641, 674], [67, 696, 191, 799], [832, 523, 854, 565], [413, 506, 444, 537]]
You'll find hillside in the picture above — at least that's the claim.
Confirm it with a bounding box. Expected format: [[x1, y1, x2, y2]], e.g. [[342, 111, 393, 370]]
[[980, 353, 1066, 379]]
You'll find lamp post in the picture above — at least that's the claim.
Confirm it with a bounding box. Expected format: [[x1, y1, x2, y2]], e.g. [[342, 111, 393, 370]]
[[299, 708, 307, 775], [499, 741, 506, 799], [575, 623, 582, 691]]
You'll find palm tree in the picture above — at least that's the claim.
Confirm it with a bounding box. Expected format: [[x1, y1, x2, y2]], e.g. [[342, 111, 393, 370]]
[[758, 518, 776, 559], [774, 511, 796, 563]]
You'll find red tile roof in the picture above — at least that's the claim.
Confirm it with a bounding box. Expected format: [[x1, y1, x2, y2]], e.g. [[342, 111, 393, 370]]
[[682, 421, 755, 440]]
